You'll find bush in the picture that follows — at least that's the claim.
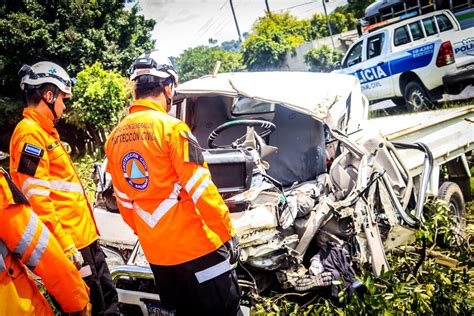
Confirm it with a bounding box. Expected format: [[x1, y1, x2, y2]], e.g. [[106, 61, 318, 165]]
[[304, 45, 344, 73]]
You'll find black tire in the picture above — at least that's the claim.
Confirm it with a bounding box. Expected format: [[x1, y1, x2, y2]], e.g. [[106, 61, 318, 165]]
[[438, 181, 466, 237], [103, 188, 119, 213], [391, 97, 406, 107], [404, 81, 433, 112]]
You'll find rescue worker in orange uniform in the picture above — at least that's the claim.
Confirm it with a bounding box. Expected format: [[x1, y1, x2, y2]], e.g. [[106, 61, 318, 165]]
[[9, 62, 118, 315], [104, 50, 241, 315], [0, 162, 91, 315]]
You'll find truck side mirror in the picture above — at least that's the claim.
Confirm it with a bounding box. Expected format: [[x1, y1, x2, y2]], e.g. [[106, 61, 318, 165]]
[[333, 61, 342, 70]]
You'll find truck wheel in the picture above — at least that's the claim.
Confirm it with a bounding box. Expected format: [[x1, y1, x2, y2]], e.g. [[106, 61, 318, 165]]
[[392, 97, 406, 107], [438, 181, 466, 238], [103, 188, 119, 213], [404, 81, 432, 111]]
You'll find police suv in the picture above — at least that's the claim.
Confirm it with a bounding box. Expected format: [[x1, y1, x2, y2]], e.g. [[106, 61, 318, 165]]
[[335, 10, 474, 110]]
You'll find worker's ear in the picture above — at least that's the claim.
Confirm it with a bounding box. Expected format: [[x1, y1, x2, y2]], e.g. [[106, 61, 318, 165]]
[[43, 89, 54, 103], [164, 83, 173, 99]]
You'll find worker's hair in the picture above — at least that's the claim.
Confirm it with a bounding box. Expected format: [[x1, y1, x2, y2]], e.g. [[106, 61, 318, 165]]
[[25, 83, 57, 106], [134, 75, 165, 99]]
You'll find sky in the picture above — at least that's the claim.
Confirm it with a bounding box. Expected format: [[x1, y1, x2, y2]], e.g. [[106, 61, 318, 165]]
[[126, 0, 348, 57]]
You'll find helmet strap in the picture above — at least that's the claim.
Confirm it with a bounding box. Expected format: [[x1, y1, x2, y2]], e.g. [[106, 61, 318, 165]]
[[36, 87, 60, 125]]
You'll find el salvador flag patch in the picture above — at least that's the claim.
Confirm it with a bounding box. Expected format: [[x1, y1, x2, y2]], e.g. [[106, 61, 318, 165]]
[[24, 143, 43, 157]]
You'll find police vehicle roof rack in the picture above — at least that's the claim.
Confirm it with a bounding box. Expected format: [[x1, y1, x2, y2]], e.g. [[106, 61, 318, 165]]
[[358, 11, 418, 35]]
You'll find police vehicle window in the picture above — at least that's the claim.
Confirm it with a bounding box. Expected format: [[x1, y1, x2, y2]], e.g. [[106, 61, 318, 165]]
[[436, 14, 453, 32], [409, 21, 424, 41], [394, 26, 410, 46], [422, 17, 438, 36], [343, 41, 363, 68], [367, 33, 385, 59], [231, 97, 275, 115]]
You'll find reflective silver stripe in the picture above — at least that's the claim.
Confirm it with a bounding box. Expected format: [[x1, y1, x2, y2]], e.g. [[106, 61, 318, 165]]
[[117, 198, 133, 209], [192, 178, 212, 204], [0, 241, 8, 273], [133, 183, 182, 228], [113, 188, 133, 208], [50, 180, 84, 193], [25, 226, 50, 271], [25, 188, 50, 200], [13, 212, 39, 259], [114, 187, 131, 201], [195, 259, 233, 284], [184, 167, 210, 193], [21, 177, 50, 193]]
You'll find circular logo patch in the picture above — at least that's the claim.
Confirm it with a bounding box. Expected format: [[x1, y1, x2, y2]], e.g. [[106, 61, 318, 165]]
[[122, 152, 149, 190]]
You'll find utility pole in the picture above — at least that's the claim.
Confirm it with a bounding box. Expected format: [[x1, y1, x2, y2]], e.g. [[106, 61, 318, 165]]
[[229, 0, 243, 43], [265, 0, 272, 17], [322, 0, 335, 49]]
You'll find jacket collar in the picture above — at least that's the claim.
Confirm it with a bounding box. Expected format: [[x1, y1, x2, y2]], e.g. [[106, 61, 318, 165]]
[[129, 99, 167, 114], [23, 108, 56, 135]]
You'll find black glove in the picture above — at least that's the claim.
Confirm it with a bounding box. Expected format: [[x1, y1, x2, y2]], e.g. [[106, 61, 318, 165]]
[[224, 235, 240, 265]]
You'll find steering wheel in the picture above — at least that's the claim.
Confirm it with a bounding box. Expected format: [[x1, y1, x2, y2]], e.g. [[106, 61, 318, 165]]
[[208, 119, 276, 149]]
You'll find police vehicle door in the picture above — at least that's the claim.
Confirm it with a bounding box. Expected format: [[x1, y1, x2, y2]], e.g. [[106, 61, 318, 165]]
[[359, 30, 393, 99], [341, 40, 369, 97]]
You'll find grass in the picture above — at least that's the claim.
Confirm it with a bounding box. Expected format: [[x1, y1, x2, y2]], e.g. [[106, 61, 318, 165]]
[[369, 97, 474, 119]]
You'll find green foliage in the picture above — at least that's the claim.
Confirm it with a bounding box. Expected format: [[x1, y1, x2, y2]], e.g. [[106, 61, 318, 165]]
[[0, 0, 155, 96], [73, 154, 99, 204], [0, 0, 155, 152], [241, 13, 308, 70], [252, 200, 474, 315], [304, 45, 344, 73], [307, 13, 357, 40], [175, 46, 244, 82], [66, 62, 129, 150]]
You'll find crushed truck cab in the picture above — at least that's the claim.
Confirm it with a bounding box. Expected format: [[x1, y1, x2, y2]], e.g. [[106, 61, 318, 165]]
[[96, 72, 472, 315]]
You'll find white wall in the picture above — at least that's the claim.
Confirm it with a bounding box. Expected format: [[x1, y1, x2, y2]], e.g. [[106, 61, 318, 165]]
[[279, 29, 359, 71]]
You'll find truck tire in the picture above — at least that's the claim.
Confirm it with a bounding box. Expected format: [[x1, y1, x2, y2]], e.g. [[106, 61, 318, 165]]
[[392, 97, 406, 107], [404, 81, 432, 111], [438, 181, 466, 237]]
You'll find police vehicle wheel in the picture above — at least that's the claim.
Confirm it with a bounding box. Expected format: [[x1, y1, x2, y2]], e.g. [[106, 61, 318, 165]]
[[438, 181, 466, 239], [404, 81, 431, 112]]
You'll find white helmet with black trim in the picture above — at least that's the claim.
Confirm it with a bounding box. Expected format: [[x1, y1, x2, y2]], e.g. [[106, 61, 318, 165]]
[[19, 61, 73, 97], [129, 50, 178, 85]]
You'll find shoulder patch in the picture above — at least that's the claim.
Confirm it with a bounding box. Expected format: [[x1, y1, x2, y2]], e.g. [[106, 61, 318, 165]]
[[18, 143, 44, 177]]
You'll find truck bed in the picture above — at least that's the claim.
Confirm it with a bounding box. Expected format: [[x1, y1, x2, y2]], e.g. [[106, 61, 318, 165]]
[[364, 106, 473, 177]]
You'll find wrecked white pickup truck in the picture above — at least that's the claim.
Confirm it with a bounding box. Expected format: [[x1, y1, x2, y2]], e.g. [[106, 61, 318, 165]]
[[94, 72, 473, 315]]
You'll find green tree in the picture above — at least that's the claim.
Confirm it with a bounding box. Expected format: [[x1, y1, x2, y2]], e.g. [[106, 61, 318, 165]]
[[306, 12, 357, 39], [241, 13, 308, 71], [304, 45, 344, 72], [175, 46, 244, 82], [66, 62, 130, 153], [0, 0, 155, 153]]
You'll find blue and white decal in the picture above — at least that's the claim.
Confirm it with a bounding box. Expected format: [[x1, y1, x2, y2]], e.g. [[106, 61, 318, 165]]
[[351, 43, 436, 84], [453, 37, 474, 56], [122, 151, 149, 190]]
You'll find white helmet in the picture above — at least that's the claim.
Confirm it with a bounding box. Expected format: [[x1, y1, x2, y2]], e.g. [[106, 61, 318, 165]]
[[19, 61, 73, 97], [129, 50, 178, 84]]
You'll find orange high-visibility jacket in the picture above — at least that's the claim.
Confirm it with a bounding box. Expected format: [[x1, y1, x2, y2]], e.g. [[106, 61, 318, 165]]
[[105, 100, 235, 266], [0, 168, 89, 315], [9, 108, 98, 251]]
